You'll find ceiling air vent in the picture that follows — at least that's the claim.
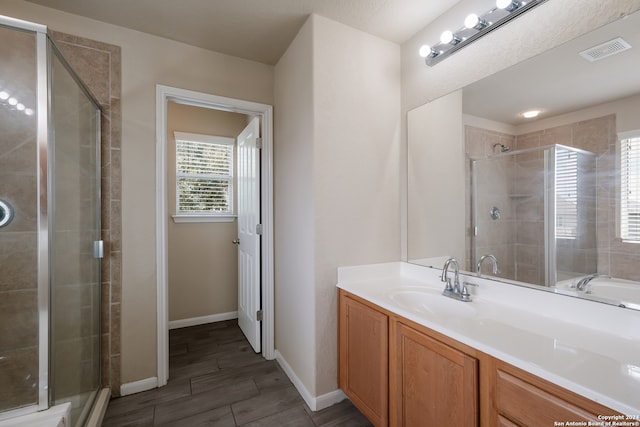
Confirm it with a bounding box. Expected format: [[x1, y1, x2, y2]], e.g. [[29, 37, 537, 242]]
[[579, 37, 632, 62]]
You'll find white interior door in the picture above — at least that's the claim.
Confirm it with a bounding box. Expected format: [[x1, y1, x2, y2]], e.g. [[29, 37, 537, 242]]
[[236, 117, 261, 352]]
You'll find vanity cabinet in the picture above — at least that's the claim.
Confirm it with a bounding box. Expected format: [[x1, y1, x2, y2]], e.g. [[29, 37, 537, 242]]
[[492, 360, 617, 426], [338, 290, 389, 426], [338, 290, 621, 427], [390, 320, 478, 427]]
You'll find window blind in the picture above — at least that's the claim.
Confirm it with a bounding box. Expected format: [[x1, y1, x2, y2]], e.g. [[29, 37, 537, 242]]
[[621, 136, 640, 241], [176, 137, 233, 214], [555, 148, 578, 239]]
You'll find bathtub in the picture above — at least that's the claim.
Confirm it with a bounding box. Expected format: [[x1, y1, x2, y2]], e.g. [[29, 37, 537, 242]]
[[556, 276, 640, 307], [0, 389, 109, 427], [0, 403, 70, 427]]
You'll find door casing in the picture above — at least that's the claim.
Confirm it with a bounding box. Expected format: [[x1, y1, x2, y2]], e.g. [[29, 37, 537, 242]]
[[155, 84, 274, 387]]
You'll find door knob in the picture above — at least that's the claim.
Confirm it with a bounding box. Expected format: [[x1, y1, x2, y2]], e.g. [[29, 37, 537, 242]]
[[232, 239, 240, 244]]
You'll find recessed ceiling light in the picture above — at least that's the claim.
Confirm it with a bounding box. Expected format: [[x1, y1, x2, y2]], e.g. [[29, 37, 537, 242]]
[[522, 110, 541, 119]]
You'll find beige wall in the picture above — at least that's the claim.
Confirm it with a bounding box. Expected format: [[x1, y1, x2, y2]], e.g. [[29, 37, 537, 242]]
[[0, 0, 274, 385], [407, 91, 465, 265], [167, 103, 247, 322], [273, 15, 317, 396], [313, 15, 401, 396], [274, 14, 401, 398]]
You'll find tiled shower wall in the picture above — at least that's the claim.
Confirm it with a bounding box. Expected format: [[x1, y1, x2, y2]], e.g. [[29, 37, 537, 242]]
[[464, 126, 516, 277], [466, 114, 640, 284], [515, 115, 639, 282], [51, 31, 122, 395]]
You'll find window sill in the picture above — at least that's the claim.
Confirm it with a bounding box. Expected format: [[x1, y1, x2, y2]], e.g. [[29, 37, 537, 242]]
[[172, 214, 236, 223]]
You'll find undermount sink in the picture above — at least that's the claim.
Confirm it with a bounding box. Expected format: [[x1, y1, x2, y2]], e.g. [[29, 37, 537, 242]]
[[387, 286, 478, 319]]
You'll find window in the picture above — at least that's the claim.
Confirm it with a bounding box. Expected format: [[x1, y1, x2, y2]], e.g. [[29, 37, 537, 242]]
[[555, 147, 578, 239], [174, 132, 234, 221], [620, 133, 640, 242]]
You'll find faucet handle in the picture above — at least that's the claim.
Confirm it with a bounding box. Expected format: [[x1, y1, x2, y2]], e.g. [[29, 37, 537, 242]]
[[444, 277, 454, 292], [459, 284, 472, 302]]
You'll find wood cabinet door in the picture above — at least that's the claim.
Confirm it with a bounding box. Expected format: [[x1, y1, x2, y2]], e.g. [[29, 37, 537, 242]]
[[495, 364, 620, 426], [391, 321, 478, 427], [339, 292, 389, 426]]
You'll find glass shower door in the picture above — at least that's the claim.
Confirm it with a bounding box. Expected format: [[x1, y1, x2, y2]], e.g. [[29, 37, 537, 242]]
[[472, 147, 547, 285], [0, 24, 40, 415], [49, 41, 101, 426]]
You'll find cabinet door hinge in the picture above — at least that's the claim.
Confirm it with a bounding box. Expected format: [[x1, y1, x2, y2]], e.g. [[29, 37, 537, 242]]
[[256, 310, 263, 321], [256, 224, 263, 235], [256, 137, 263, 149]]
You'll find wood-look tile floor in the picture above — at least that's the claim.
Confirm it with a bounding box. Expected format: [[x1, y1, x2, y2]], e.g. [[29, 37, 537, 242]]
[[102, 320, 373, 426]]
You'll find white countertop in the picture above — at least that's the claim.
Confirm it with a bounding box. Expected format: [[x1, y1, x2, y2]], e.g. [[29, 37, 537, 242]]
[[337, 262, 640, 416]]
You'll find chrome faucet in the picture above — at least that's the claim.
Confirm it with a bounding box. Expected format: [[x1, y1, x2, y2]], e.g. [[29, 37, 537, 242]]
[[441, 257, 471, 302], [441, 258, 459, 292], [575, 273, 610, 291], [476, 254, 500, 277]]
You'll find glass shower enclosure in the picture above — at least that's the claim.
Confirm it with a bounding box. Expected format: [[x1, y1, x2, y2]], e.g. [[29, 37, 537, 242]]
[[0, 15, 102, 426], [472, 144, 597, 287]]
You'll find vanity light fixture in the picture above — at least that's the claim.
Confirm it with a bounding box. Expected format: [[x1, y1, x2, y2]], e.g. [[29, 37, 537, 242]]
[[419, 0, 549, 66], [496, 0, 522, 12]]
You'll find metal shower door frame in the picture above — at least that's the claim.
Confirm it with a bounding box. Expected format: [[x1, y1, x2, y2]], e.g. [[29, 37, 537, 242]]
[[0, 13, 103, 421]]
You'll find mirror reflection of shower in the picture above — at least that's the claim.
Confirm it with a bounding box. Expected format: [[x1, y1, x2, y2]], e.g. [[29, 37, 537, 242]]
[[493, 143, 510, 153], [471, 144, 597, 287]]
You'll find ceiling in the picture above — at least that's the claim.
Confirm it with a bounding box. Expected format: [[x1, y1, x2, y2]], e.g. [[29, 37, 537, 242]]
[[25, 0, 638, 124], [25, 0, 462, 65], [463, 9, 640, 126]]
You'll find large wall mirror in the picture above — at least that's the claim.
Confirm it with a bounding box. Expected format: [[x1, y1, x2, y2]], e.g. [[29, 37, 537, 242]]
[[408, 10, 640, 310]]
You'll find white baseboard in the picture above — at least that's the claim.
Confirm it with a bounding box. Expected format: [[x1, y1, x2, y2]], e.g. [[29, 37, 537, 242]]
[[315, 388, 348, 412], [168, 311, 238, 330], [120, 377, 158, 396], [274, 350, 346, 411]]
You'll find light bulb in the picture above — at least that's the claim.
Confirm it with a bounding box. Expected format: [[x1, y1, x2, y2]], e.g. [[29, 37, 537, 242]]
[[419, 45, 433, 58], [440, 31, 454, 44], [8, 97, 18, 106], [16, 103, 25, 111], [497, 0, 521, 11], [465, 14, 479, 29], [465, 13, 488, 30], [25, 108, 34, 116], [0, 91, 9, 100]]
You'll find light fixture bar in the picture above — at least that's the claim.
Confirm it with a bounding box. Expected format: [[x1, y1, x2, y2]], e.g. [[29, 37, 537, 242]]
[[423, 0, 549, 66]]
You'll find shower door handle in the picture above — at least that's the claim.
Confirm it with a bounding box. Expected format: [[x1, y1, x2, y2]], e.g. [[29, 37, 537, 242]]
[[94, 240, 104, 259]]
